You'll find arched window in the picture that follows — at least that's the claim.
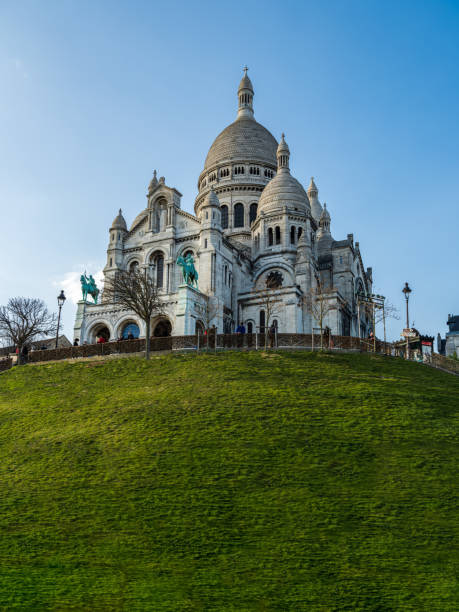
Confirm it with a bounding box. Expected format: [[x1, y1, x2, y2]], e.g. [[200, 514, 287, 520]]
[[221, 205, 228, 229], [268, 227, 273, 246], [247, 321, 253, 334], [234, 203, 244, 227], [290, 226, 296, 244], [129, 261, 139, 274], [260, 310, 265, 333], [153, 252, 164, 288], [298, 227, 303, 240], [275, 226, 281, 244], [249, 203, 257, 224]]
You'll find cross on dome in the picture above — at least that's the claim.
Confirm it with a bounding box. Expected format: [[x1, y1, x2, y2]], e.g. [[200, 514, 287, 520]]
[[243, 65, 248, 75]]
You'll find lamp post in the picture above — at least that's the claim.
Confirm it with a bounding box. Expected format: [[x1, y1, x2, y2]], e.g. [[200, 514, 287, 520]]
[[55, 290, 66, 349], [402, 282, 412, 359]]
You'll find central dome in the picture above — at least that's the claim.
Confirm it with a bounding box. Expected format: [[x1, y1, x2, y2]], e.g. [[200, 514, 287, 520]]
[[204, 117, 278, 171]]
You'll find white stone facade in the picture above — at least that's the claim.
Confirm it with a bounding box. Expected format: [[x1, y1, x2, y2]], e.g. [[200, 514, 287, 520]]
[[74, 71, 373, 343]]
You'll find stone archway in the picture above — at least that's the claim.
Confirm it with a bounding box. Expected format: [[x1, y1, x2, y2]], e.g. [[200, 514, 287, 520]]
[[88, 323, 111, 343], [153, 319, 172, 337]]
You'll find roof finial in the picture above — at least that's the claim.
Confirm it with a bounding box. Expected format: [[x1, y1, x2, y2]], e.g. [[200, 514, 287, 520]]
[[243, 65, 248, 75], [119, 208, 122, 215]]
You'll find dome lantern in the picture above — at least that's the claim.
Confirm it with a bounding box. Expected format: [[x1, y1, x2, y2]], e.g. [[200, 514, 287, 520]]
[[277, 133, 290, 171], [237, 66, 254, 119]]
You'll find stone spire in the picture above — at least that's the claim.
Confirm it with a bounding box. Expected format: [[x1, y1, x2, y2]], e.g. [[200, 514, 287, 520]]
[[277, 133, 290, 172], [307, 177, 323, 223], [237, 66, 254, 119], [148, 170, 158, 195], [316, 203, 333, 250]]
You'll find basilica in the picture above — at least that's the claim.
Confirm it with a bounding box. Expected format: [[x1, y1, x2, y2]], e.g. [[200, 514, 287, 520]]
[[74, 70, 373, 342]]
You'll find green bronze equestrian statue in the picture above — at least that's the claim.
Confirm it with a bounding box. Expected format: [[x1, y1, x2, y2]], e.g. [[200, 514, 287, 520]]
[[80, 273, 99, 304], [177, 254, 199, 287]]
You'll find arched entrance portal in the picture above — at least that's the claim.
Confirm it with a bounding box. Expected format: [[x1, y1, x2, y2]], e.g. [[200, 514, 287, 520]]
[[94, 325, 110, 342], [153, 319, 172, 337]]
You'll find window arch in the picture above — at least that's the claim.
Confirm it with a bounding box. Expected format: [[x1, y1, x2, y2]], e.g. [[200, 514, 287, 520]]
[[275, 226, 281, 244], [290, 226, 296, 244], [268, 227, 273, 246], [298, 227, 303, 241], [259, 310, 266, 333], [234, 203, 244, 227], [249, 203, 257, 224], [129, 260, 139, 274], [221, 205, 228, 229], [150, 251, 164, 288]]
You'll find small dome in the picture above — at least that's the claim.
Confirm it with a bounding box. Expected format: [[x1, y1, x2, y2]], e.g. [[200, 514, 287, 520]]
[[257, 135, 310, 215], [203, 189, 220, 207], [307, 177, 323, 222], [111, 209, 127, 231], [257, 172, 310, 214], [320, 203, 331, 222]]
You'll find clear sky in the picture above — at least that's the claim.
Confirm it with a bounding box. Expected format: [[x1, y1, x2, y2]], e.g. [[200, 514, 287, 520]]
[[1, 0, 458, 343]]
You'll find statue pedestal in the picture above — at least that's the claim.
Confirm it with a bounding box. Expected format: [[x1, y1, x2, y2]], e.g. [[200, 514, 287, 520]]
[[73, 300, 87, 342], [175, 284, 203, 335], [73, 299, 98, 343]]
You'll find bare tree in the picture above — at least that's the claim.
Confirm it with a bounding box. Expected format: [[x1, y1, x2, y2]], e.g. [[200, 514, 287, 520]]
[[0, 297, 57, 364], [258, 287, 282, 350], [104, 270, 164, 360], [198, 287, 220, 351], [303, 279, 335, 350], [374, 300, 399, 348]]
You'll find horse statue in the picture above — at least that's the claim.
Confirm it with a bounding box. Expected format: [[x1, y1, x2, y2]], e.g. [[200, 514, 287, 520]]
[[80, 273, 100, 304], [177, 253, 198, 287]]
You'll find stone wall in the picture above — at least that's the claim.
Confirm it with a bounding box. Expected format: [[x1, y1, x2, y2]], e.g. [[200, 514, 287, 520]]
[[0, 358, 12, 372], [431, 353, 459, 375]]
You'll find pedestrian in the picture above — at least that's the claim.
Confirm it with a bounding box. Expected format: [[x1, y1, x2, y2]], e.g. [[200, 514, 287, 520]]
[[21, 344, 29, 364], [97, 335, 106, 344], [236, 322, 245, 348], [127, 331, 134, 340], [73, 338, 79, 347]]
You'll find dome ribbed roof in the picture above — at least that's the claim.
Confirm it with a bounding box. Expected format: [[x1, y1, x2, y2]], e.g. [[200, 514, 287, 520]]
[[111, 209, 127, 231], [204, 118, 277, 171], [258, 170, 310, 214]]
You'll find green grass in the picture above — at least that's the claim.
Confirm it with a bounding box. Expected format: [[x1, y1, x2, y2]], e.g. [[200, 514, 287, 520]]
[[0, 351, 458, 611]]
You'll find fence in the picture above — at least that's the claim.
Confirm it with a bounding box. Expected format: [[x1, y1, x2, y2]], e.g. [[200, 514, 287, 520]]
[[5, 333, 459, 375], [21, 332, 394, 365]]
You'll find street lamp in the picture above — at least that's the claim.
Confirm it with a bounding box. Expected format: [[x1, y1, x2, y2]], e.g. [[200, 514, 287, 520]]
[[55, 290, 66, 349], [402, 282, 412, 358]]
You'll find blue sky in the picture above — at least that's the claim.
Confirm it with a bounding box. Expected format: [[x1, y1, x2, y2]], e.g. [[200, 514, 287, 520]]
[[1, 0, 458, 342]]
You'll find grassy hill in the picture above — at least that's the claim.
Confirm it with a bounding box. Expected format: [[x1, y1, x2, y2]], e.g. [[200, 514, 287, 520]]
[[0, 351, 458, 611]]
